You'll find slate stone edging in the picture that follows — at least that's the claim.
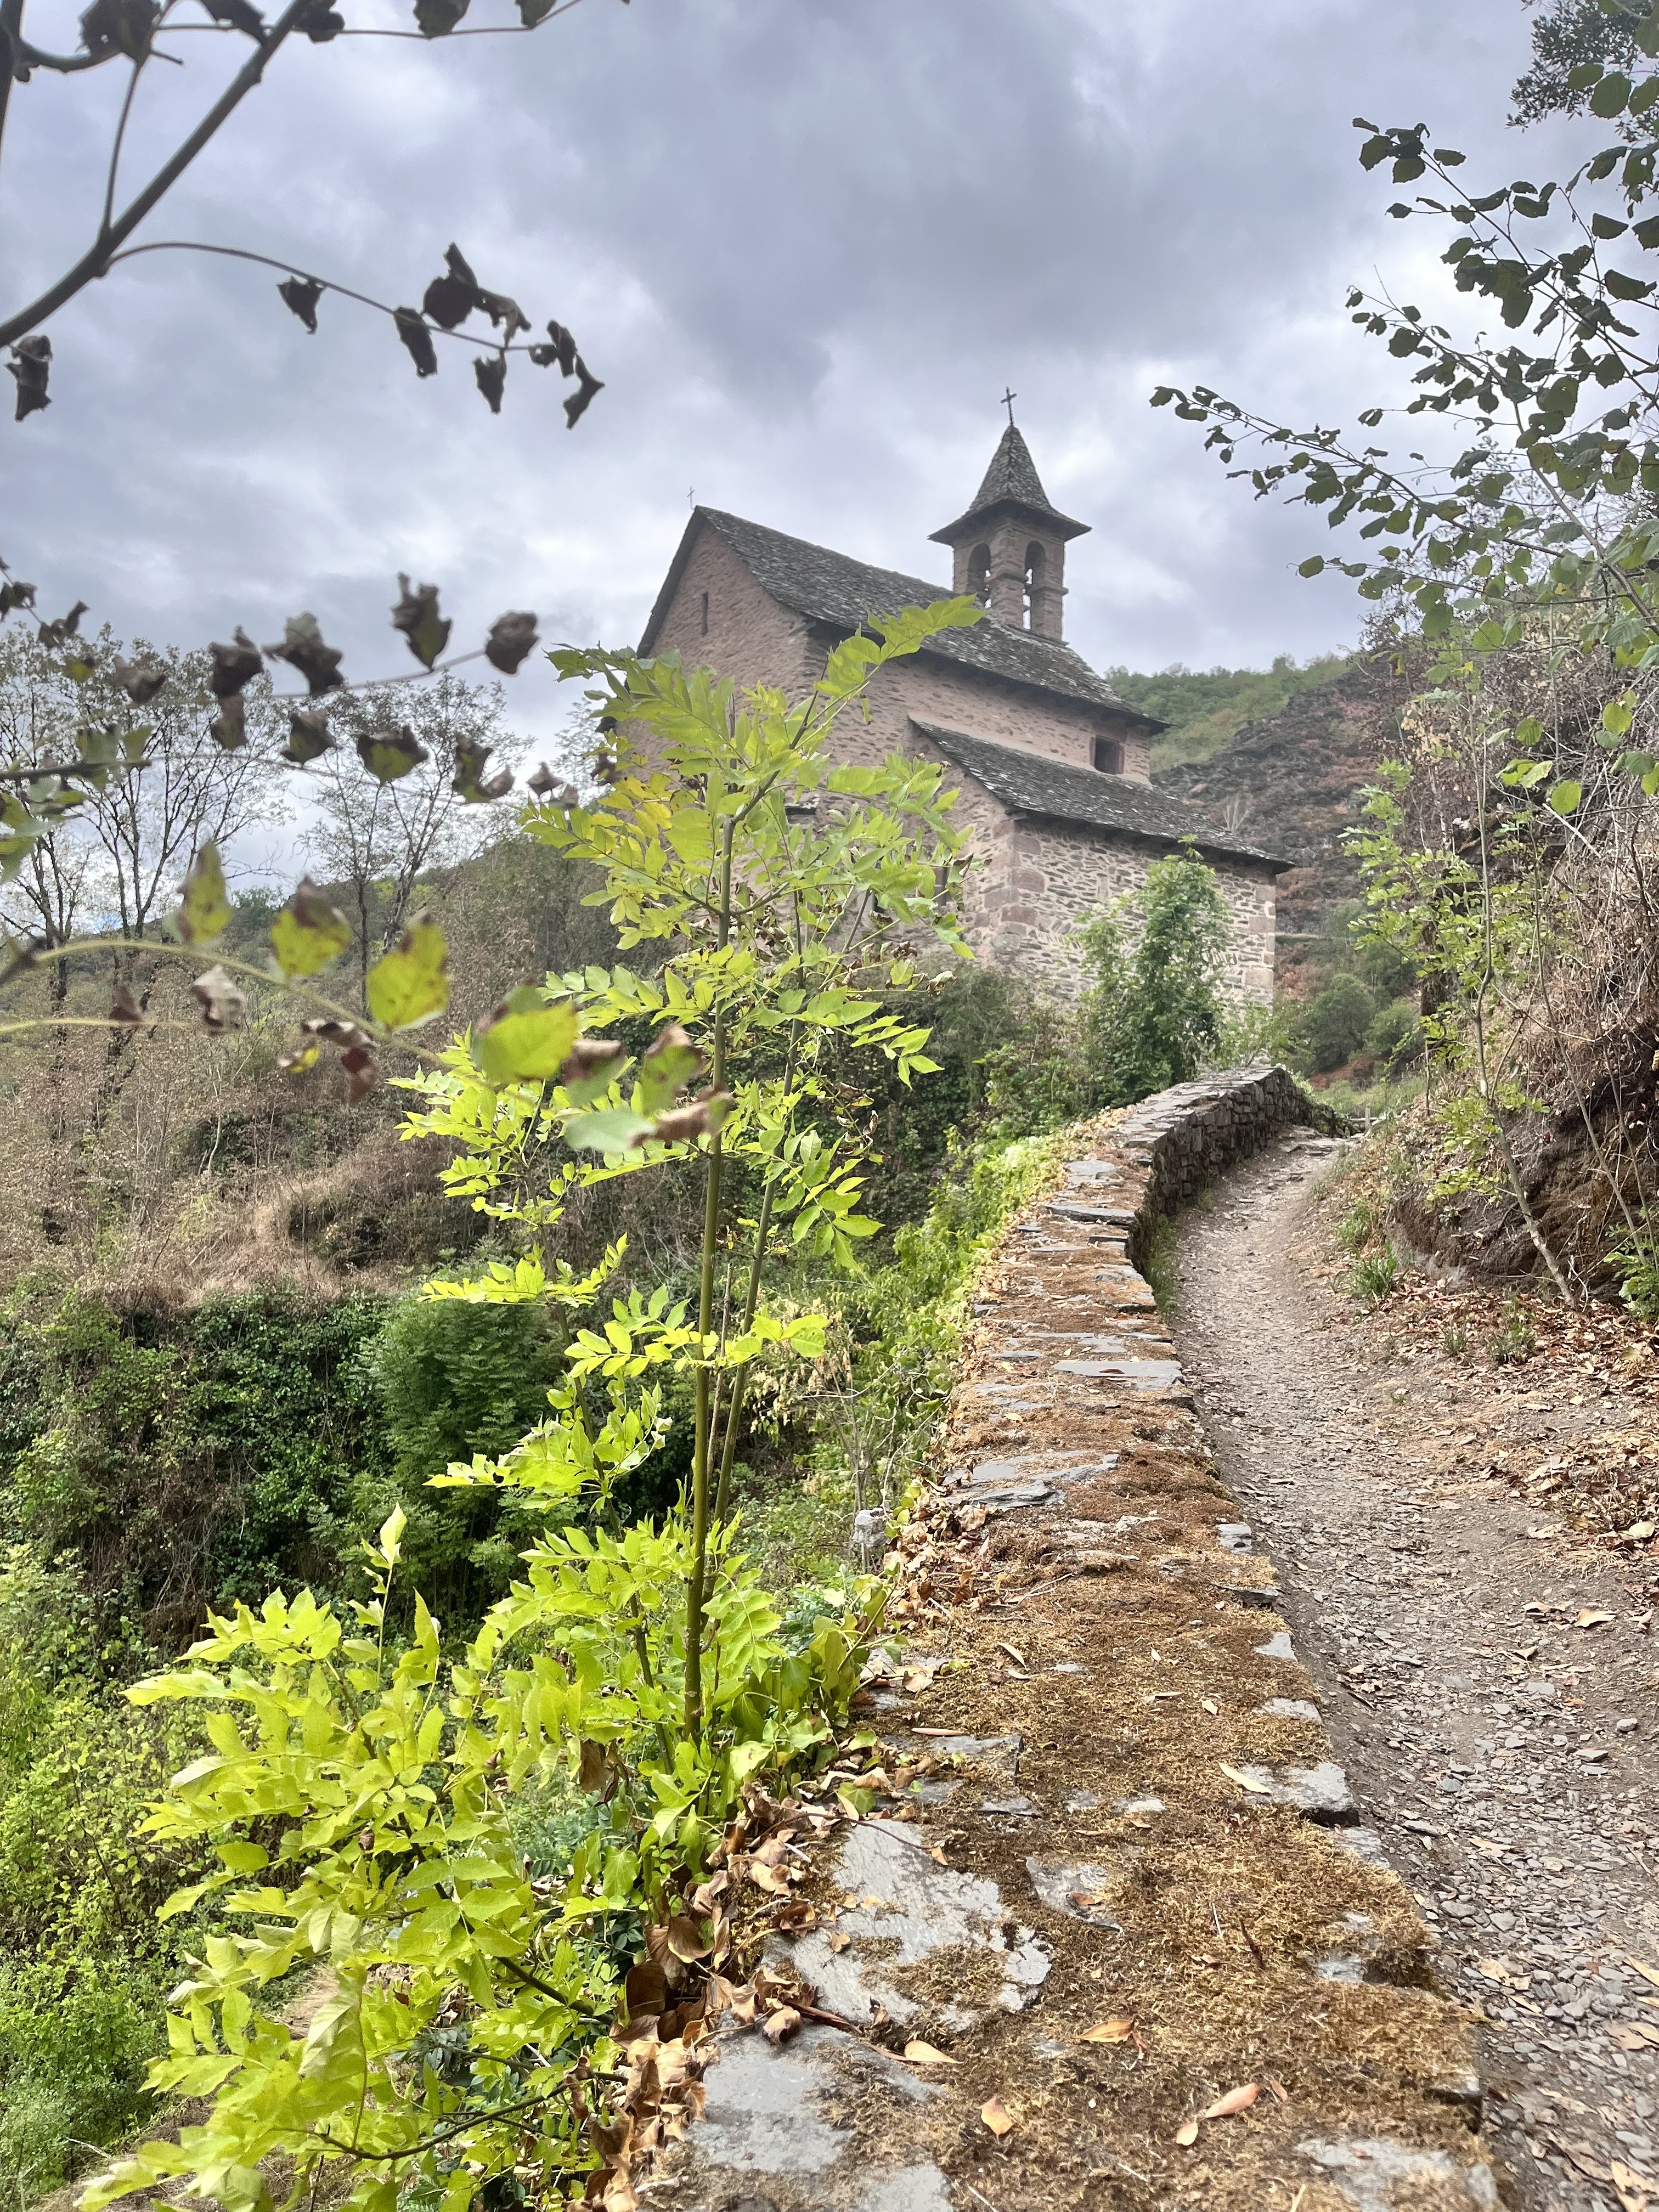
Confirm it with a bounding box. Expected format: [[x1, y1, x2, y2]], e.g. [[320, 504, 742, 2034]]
[[1113, 1060, 1348, 1273], [662, 1066, 1501, 2212]]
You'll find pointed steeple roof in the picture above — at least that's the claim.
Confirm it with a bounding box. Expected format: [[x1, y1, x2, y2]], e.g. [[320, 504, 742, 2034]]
[[929, 425, 1090, 546]]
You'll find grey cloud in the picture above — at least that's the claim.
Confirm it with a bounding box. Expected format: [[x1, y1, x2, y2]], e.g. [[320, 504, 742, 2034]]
[[0, 0, 1597, 719]]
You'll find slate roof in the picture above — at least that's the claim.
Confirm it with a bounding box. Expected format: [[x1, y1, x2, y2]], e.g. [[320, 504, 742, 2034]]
[[913, 720, 1294, 872], [928, 424, 1090, 545], [640, 507, 1162, 730]]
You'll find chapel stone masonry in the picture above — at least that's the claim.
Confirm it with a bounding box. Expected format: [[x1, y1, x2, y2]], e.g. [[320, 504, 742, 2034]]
[[639, 425, 1288, 1002]]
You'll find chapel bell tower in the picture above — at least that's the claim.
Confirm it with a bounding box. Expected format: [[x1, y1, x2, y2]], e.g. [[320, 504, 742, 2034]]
[[928, 422, 1090, 641]]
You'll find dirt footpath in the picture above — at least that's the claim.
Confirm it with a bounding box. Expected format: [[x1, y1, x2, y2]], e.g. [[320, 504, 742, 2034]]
[[1172, 1144, 1659, 2212]]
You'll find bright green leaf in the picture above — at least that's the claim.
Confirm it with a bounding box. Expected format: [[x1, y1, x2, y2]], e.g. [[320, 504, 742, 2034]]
[[475, 988, 580, 1085]]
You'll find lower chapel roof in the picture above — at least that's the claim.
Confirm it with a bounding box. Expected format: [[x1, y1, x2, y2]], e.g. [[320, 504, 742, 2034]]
[[912, 721, 1294, 873], [640, 507, 1165, 730]]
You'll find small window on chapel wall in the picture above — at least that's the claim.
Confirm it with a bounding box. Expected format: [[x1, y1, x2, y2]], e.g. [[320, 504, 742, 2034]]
[[968, 544, 991, 607], [1093, 734, 1124, 776]]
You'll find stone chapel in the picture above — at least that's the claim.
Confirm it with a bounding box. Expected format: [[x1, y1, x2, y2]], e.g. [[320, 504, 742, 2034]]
[[638, 425, 1286, 1002]]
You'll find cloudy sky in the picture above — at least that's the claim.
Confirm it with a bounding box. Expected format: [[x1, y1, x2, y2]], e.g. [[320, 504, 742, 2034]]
[[3, 0, 1595, 762]]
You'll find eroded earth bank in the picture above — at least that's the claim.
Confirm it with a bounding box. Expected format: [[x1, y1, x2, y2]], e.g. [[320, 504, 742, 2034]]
[[1172, 1146, 1659, 2212]]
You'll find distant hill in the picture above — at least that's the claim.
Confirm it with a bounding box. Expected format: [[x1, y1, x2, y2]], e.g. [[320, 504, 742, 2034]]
[[1109, 653, 1354, 775], [1151, 651, 1417, 953]]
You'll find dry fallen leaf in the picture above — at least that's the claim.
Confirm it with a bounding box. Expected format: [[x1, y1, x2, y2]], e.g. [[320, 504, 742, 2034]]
[[1476, 1957, 1510, 1983], [1576, 1609, 1616, 1630], [1201, 2083, 1260, 2120], [1627, 1955, 1659, 1991], [1265, 2077, 1289, 2104], [902, 2040, 957, 2066], [1218, 1762, 1272, 1795], [826, 1932, 852, 1955], [1175, 2119, 1200, 2147], [980, 2097, 1016, 2138], [761, 2007, 801, 2045], [996, 1641, 1028, 1667], [1201, 1697, 1220, 1716], [1080, 2018, 1135, 2044]]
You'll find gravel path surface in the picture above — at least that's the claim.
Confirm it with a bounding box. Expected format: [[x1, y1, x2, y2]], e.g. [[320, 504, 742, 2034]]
[[1172, 1139, 1659, 2212]]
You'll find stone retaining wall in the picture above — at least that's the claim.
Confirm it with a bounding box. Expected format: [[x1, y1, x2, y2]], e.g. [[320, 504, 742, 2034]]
[[669, 1074, 1495, 2212], [1116, 1062, 1348, 1270]]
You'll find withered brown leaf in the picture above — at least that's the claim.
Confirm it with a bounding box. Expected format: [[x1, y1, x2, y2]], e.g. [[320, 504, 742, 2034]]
[[208, 628, 262, 699], [7, 337, 52, 422], [484, 610, 539, 674], [393, 308, 439, 377], [278, 276, 323, 333]]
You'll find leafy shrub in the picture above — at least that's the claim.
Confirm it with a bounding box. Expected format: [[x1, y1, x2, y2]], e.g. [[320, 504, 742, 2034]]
[[1364, 995, 1424, 1071], [1609, 1218, 1659, 1319], [358, 1289, 568, 1616], [1302, 973, 1377, 1073], [0, 1548, 206, 2198], [1079, 851, 1231, 1104]]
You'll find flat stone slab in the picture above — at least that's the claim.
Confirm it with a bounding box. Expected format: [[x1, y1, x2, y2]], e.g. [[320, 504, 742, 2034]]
[[1296, 2137, 1499, 2210], [665, 2022, 956, 2212], [1055, 1357, 1185, 1392], [1255, 1629, 1297, 1662], [769, 1819, 1050, 2030], [972, 1482, 1052, 1510], [1329, 1826, 1390, 1867], [1259, 1697, 1321, 1723], [1230, 1760, 1355, 1821], [1026, 1857, 1127, 1927], [1216, 1521, 1254, 1553], [898, 1731, 1020, 1775], [1224, 1580, 1283, 1609]]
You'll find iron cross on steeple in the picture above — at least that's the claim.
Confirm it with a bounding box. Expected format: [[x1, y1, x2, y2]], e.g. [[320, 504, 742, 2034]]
[[1000, 386, 1017, 427]]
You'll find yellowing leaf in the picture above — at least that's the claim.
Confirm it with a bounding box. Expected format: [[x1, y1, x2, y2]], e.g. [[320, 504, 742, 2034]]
[[1218, 1761, 1272, 1795], [637, 1022, 704, 1114], [1201, 2083, 1260, 2120], [980, 2097, 1015, 2137], [1080, 2017, 1135, 2044], [270, 878, 351, 979], [902, 2040, 956, 2065], [365, 913, 448, 1031], [472, 988, 579, 1086], [178, 841, 230, 944]]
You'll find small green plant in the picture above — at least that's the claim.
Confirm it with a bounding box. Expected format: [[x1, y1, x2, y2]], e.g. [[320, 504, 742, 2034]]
[[1441, 1318, 1471, 1359], [1336, 1198, 1379, 1254], [1346, 1243, 1401, 1307], [86, 597, 984, 2212], [1608, 1217, 1659, 1319], [1144, 1215, 1180, 1310], [1487, 1297, 1537, 1367]]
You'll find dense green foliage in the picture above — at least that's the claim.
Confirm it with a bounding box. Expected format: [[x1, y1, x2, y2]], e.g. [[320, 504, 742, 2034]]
[[1079, 853, 1232, 1103], [1108, 653, 1352, 772]]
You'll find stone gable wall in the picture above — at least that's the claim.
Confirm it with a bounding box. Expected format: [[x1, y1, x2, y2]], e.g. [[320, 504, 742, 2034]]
[[639, 529, 1269, 1006]]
